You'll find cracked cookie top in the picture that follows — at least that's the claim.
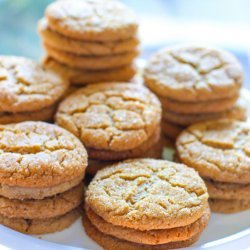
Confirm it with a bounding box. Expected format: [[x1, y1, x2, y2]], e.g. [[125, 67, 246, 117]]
[[144, 45, 243, 102], [0, 121, 87, 187], [0, 56, 68, 112], [86, 159, 208, 230], [45, 0, 138, 41], [176, 120, 250, 184], [55, 83, 161, 151]]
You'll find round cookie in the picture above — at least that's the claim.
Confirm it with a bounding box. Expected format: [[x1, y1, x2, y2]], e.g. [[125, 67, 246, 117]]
[[144, 45, 243, 102], [204, 179, 250, 200], [85, 205, 210, 245], [0, 105, 56, 124], [209, 198, 250, 213], [0, 56, 68, 113], [45, 0, 138, 41], [0, 121, 87, 190], [44, 44, 138, 70], [159, 94, 239, 114], [162, 98, 247, 126], [0, 208, 80, 235], [56, 83, 161, 153], [0, 183, 83, 219], [176, 120, 250, 184], [161, 120, 184, 140], [39, 18, 139, 56], [43, 57, 136, 85], [82, 213, 205, 250], [86, 159, 208, 230]]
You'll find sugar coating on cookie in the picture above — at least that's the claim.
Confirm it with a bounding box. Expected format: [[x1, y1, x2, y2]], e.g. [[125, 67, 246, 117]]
[[0, 121, 87, 187], [45, 0, 138, 41], [144, 45, 243, 102], [56, 83, 161, 151], [86, 159, 208, 230], [176, 120, 250, 184], [0, 56, 68, 112]]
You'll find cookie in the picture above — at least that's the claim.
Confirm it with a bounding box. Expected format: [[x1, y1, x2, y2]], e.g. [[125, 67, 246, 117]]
[[45, 0, 138, 42], [0, 183, 83, 219], [43, 57, 136, 85], [0, 122, 87, 196], [82, 212, 204, 250], [44, 44, 138, 70], [161, 120, 184, 140], [0, 56, 68, 113], [144, 45, 242, 102], [176, 120, 250, 184], [56, 83, 161, 153], [159, 94, 239, 114], [209, 198, 250, 213], [85, 205, 210, 245], [0, 104, 56, 124], [162, 98, 247, 126], [86, 159, 208, 230], [86, 137, 163, 175], [204, 179, 250, 200], [39, 18, 139, 56], [0, 208, 80, 235], [87, 125, 160, 161]]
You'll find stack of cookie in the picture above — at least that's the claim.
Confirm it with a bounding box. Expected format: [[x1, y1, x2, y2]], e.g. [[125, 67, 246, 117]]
[[176, 119, 250, 213], [144, 45, 246, 140], [0, 122, 87, 234], [55, 83, 163, 175], [39, 0, 139, 85], [84, 159, 210, 250], [0, 56, 68, 124]]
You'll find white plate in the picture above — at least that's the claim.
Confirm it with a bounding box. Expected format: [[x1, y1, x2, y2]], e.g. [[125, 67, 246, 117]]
[[0, 90, 250, 250]]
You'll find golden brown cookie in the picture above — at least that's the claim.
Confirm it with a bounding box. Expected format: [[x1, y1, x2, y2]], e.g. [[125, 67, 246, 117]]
[[44, 44, 138, 70], [144, 45, 242, 102], [82, 212, 204, 250], [56, 83, 161, 153], [0, 56, 68, 113], [0, 208, 80, 235], [162, 98, 247, 126], [43, 57, 136, 85], [85, 205, 210, 245], [159, 94, 239, 114], [176, 120, 250, 184], [45, 0, 138, 41], [204, 179, 250, 200], [39, 18, 139, 56], [0, 105, 56, 124], [0, 183, 83, 219], [86, 159, 208, 230], [87, 125, 160, 161], [209, 198, 250, 213], [0, 121, 87, 190], [161, 120, 184, 140]]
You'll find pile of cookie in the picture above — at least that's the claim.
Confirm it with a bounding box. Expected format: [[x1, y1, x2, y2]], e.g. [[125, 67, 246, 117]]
[[55, 83, 163, 176], [0, 56, 68, 124], [144, 45, 246, 140], [0, 122, 87, 234], [39, 0, 139, 85], [176, 119, 250, 213], [84, 159, 210, 250]]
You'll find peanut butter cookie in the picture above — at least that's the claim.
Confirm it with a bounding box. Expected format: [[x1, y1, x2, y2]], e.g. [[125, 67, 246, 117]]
[[144, 45, 242, 102], [45, 0, 138, 41], [86, 159, 208, 230], [56, 83, 161, 157], [0, 121, 87, 198], [39, 18, 139, 56], [0, 56, 68, 113], [176, 120, 250, 184]]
